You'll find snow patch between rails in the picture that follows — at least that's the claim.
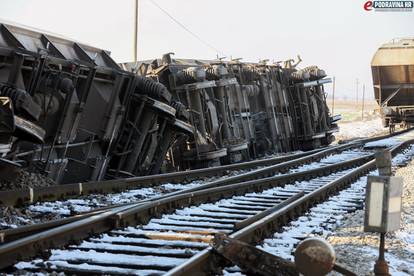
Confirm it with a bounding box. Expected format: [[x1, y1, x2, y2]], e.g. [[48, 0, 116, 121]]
[[1, 147, 372, 231], [16, 259, 164, 276], [250, 146, 414, 276], [364, 131, 414, 149]]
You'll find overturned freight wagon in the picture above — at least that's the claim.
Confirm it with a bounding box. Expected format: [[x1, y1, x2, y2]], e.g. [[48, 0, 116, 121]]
[[371, 38, 414, 131], [0, 22, 192, 184], [0, 21, 338, 184], [123, 54, 338, 169]]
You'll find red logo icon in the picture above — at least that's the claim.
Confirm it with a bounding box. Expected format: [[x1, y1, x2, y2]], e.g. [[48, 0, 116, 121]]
[[364, 1, 374, 10]]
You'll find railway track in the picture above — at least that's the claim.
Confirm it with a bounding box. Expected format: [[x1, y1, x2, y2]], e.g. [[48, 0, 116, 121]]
[[2, 128, 409, 231], [2, 130, 413, 275], [2, 126, 409, 210], [0, 142, 366, 232], [222, 144, 414, 276], [0, 146, 368, 242], [166, 142, 414, 276], [22, 148, 366, 215], [0, 147, 331, 208]]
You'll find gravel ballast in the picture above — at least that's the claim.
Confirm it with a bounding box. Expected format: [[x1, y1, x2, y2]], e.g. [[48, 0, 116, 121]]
[[327, 159, 414, 275]]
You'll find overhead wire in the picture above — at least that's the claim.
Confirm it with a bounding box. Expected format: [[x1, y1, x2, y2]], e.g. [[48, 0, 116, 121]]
[[148, 0, 227, 57]]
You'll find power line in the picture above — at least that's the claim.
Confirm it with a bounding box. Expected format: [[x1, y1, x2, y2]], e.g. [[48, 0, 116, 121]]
[[148, 0, 226, 57]]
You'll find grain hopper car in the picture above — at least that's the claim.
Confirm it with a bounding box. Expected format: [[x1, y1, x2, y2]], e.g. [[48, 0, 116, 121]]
[[371, 38, 414, 131]]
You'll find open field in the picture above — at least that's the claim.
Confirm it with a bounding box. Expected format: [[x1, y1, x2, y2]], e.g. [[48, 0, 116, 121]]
[[328, 99, 390, 141], [328, 99, 379, 122]]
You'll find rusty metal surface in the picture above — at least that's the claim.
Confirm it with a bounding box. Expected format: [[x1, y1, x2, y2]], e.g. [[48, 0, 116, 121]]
[[295, 237, 356, 276], [295, 237, 335, 276], [211, 233, 298, 276]]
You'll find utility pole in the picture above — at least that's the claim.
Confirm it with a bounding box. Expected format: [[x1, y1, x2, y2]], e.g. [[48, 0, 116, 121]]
[[362, 84, 365, 120], [356, 78, 359, 105], [332, 76, 335, 115], [133, 0, 139, 62]]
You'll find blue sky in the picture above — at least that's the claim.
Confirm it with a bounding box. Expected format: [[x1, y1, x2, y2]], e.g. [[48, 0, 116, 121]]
[[0, 0, 412, 99]]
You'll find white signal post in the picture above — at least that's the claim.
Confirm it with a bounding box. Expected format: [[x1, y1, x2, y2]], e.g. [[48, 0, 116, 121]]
[[364, 150, 403, 276]]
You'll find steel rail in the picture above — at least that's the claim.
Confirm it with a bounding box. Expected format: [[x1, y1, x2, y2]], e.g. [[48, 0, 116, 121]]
[[0, 148, 324, 207], [113, 152, 372, 227], [165, 139, 414, 276], [2, 127, 411, 208], [0, 144, 388, 269], [0, 142, 356, 243], [1, 130, 412, 271]]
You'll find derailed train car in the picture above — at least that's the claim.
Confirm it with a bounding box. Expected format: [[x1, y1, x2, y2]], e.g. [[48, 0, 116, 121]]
[[124, 54, 338, 169], [0, 21, 337, 184], [371, 38, 414, 131], [0, 22, 192, 184]]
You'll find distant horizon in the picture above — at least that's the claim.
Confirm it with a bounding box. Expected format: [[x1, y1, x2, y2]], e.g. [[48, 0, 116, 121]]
[[0, 0, 411, 100]]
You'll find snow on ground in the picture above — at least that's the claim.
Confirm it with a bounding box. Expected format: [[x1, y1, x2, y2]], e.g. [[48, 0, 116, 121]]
[[364, 130, 414, 149], [254, 145, 414, 276], [336, 118, 387, 141], [327, 153, 414, 275], [0, 166, 263, 229], [0, 151, 352, 229]]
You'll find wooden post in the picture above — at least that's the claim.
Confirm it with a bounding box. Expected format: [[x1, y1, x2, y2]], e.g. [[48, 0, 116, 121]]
[[356, 78, 359, 105], [332, 76, 335, 115], [362, 84, 365, 120]]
